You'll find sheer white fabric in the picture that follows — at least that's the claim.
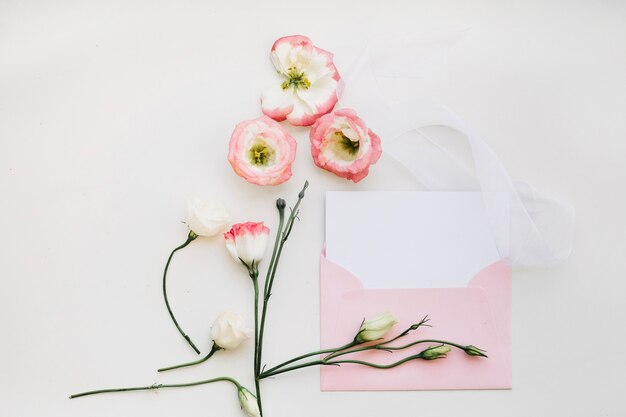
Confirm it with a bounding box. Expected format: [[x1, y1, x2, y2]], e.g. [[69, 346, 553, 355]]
[[337, 33, 574, 267]]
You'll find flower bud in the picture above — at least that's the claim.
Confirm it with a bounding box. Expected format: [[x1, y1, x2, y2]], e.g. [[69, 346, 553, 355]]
[[211, 311, 252, 350], [224, 222, 270, 270], [420, 345, 451, 360], [355, 312, 397, 343], [298, 180, 309, 198], [276, 198, 286, 210], [237, 387, 261, 417], [463, 345, 488, 358]]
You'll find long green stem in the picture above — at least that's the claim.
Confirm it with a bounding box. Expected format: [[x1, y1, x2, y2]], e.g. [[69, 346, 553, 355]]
[[327, 355, 423, 370], [265, 316, 431, 374], [323, 317, 431, 361], [162, 231, 200, 354], [260, 354, 425, 379], [251, 273, 263, 416], [256, 203, 285, 378], [158, 343, 221, 372], [329, 339, 469, 360], [262, 341, 357, 376], [69, 376, 241, 399], [254, 181, 308, 416], [262, 202, 286, 301], [257, 182, 307, 376], [259, 337, 477, 379]]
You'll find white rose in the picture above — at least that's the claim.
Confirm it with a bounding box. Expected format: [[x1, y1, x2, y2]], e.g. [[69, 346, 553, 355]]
[[186, 197, 231, 237], [355, 312, 397, 343], [237, 387, 261, 417], [211, 311, 252, 350]]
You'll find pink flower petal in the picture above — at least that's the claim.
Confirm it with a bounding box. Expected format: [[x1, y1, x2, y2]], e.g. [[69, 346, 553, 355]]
[[296, 77, 339, 118], [270, 35, 313, 74], [261, 85, 294, 122]]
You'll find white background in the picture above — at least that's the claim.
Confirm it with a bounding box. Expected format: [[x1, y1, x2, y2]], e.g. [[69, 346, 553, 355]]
[[1, 1, 625, 416]]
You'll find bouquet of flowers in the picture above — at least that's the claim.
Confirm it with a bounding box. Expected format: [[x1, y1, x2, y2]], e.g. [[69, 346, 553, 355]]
[[70, 36, 486, 417]]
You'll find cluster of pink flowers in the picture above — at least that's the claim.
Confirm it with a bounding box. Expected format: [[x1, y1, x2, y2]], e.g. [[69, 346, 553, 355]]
[[228, 35, 381, 185]]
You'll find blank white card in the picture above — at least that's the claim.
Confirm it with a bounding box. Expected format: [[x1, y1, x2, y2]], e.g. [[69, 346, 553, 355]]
[[325, 191, 501, 288]]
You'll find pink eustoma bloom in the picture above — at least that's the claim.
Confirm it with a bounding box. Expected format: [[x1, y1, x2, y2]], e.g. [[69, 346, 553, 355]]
[[310, 108, 382, 183], [228, 116, 297, 186], [261, 35, 340, 126], [224, 222, 270, 267]]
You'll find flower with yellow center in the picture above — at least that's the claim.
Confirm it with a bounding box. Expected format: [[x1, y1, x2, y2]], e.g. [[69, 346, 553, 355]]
[[261, 35, 341, 126]]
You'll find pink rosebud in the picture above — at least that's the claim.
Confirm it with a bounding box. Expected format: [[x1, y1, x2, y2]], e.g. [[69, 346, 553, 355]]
[[261, 35, 340, 126], [228, 116, 297, 186], [224, 222, 270, 268], [309, 108, 382, 183]]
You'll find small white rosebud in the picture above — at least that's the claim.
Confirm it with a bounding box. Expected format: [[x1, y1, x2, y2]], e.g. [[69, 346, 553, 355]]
[[237, 387, 261, 417], [211, 311, 252, 350], [186, 197, 231, 237], [223, 222, 270, 269], [355, 312, 397, 343]]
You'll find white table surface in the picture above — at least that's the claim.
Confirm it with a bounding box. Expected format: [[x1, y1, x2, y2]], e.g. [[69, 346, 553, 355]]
[[2, 1, 625, 416]]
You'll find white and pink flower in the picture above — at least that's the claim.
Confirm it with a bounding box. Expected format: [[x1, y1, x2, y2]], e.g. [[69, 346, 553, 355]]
[[228, 116, 297, 186], [224, 222, 270, 268], [261, 35, 340, 126], [309, 108, 382, 183]]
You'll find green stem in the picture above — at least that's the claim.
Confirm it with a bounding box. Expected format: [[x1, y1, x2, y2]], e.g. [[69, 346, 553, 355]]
[[262, 341, 358, 376], [260, 360, 324, 378], [251, 273, 263, 416], [386, 339, 467, 351], [328, 355, 423, 370], [323, 317, 431, 361], [256, 203, 285, 379], [255, 182, 308, 416], [329, 339, 469, 360], [260, 354, 425, 379], [259, 337, 476, 379], [257, 182, 308, 375], [158, 343, 221, 372], [69, 376, 241, 399], [262, 202, 286, 301], [264, 316, 431, 373], [162, 231, 200, 354]]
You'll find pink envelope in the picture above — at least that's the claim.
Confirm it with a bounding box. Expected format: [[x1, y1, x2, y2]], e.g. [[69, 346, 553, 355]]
[[320, 249, 512, 390]]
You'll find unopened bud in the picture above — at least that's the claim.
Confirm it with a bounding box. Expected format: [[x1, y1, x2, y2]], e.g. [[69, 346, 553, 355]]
[[298, 180, 309, 198], [420, 345, 451, 360], [237, 387, 261, 417], [355, 312, 397, 343], [464, 345, 488, 358]]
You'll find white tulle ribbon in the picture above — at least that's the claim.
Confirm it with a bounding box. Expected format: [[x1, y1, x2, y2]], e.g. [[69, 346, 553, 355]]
[[338, 32, 574, 267]]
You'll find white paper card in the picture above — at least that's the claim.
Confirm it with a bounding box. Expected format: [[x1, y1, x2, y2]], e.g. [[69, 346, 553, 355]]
[[325, 191, 501, 288]]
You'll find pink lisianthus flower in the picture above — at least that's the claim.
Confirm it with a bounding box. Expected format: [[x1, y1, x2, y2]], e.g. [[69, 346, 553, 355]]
[[261, 35, 340, 126], [224, 222, 270, 271], [228, 116, 297, 186], [309, 108, 382, 183]]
